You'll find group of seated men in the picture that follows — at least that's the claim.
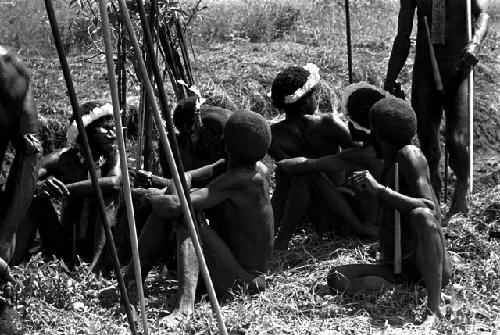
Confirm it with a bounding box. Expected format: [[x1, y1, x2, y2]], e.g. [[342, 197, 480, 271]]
[[0, 45, 450, 321]]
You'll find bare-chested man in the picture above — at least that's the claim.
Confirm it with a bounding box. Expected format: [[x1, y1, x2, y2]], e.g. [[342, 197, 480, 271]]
[[125, 110, 273, 324], [269, 65, 374, 250], [277, 83, 388, 245], [0, 46, 40, 265], [384, 0, 490, 216], [328, 97, 451, 318], [20, 102, 121, 270]]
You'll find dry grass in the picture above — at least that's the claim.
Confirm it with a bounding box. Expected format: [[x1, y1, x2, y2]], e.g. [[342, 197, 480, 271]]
[[1, 0, 500, 334]]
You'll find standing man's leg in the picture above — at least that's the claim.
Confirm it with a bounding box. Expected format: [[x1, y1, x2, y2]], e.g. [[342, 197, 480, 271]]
[[411, 65, 444, 200], [443, 69, 470, 216]]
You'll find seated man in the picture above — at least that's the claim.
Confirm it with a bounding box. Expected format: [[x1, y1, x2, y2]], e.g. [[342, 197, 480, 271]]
[[124, 110, 273, 323], [269, 69, 374, 249], [0, 46, 40, 265], [327, 97, 451, 318], [20, 102, 121, 271], [277, 83, 388, 247]]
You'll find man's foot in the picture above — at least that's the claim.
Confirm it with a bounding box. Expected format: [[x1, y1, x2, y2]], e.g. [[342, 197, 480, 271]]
[[446, 180, 471, 219], [159, 308, 193, 328]]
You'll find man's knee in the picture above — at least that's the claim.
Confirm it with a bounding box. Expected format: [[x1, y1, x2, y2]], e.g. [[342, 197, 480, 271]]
[[410, 207, 439, 236], [446, 126, 469, 167]]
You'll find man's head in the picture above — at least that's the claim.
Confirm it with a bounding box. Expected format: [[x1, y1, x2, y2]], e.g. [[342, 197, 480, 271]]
[[271, 63, 320, 116], [342, 82, 388, 142], [66, 102, 117, 155], [173, 96, 233, 169], [224, 110, 271, 166], [369, 97, 417, 154]]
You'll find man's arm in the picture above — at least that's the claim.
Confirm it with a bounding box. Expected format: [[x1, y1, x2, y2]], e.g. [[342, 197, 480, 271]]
[[65, 149, 122, 196], [279, 146, 380, 177], [150, 169, 241, 218], [0, 88, 39, 260], [384, 0, 417, 92], [349, 146, 436, 215], [458, 0, 489, 68]]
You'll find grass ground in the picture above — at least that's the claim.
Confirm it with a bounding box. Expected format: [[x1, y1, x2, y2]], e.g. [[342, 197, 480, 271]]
[[1, 0, 500, 334]]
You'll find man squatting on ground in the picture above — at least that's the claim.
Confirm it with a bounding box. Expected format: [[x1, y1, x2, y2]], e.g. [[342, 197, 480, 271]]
[[384, 0, 489, 216], [124, 110, 274, 322], [269, 64, 378, 250], [277, 82, 389, 242], [0, 45, 39, 311], [18, 102, 121, 271], [328, 97, 451, 318]]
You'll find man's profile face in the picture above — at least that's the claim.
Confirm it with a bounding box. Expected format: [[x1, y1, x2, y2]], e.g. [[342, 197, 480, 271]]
[[89, 116, 116, 153]]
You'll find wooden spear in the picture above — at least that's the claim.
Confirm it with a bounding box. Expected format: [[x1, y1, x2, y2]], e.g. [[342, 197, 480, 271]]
[[344, 0, 353, 84], [466, 0, 474, 193], [394, 163, 402, 275], [43, 1, 137, 334], [96, 0, 149, 333], [116, 0, 229, 333]]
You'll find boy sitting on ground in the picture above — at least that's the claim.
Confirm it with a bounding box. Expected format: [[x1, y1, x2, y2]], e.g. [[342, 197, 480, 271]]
[[269, 65, 373, 249], [276, 83, 388, 248], [328, 97, 451, 318], [124, 110, 274, 324]]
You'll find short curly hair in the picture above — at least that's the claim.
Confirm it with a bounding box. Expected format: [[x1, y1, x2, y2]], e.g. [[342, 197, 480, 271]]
[[343, 84, 386, 130], [224, 110, 271, 165], [370, 97, 417, 146], [271, 66, 310, 110]]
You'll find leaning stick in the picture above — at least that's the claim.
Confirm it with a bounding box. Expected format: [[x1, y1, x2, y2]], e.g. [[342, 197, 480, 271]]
[[43, 1, 137, 334], [394, 163, 402, 275], [466, 0, 474, 193], [116, 0, 229, 333], [96, 0, 149, 333], [344, 0, 353, 84]]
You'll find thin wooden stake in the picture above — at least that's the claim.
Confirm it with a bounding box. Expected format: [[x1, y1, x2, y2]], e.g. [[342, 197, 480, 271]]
[[466, 0, 474, 193], [344, 0, 353, 84], [96, 0, 149, 333], [43, 1, 137, 334], [394, 162, 402, 275]]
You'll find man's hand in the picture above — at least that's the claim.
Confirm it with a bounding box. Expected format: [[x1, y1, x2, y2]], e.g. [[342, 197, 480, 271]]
[[37, 176, 70, 198], [347, 170, 380, 195], [383, 80, 405, 100], [133, 169, 153, 188], [457, 42, 479, 70], [277, 157, 307, 176]]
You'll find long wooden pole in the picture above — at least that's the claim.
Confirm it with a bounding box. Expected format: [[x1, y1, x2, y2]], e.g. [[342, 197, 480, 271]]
[[466, 0, 474, 192], [96, 1, 149, 333], [43, 1, 137, 334], [394, 163, 402, 275], [116, 1, 228, 333], [344, 0, 353, 84]]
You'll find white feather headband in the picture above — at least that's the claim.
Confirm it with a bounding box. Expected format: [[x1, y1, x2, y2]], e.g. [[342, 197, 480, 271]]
[[283, 63, 321, 105], [66, 103, 115, 146], [341, 82, 390, 134]]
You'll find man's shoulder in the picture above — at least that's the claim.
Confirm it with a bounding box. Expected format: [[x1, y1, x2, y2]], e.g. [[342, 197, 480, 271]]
[[397, 145, 428, 171]]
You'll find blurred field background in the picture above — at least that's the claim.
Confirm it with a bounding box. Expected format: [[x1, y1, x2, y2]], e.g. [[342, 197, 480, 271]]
[[0, 0, 499, 334]]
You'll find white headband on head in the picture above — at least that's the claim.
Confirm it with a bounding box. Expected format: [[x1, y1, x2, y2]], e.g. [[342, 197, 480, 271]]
[[66, 103, 115, 146], [283, 63, 321, 105], [341, 82, 390, 135]]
